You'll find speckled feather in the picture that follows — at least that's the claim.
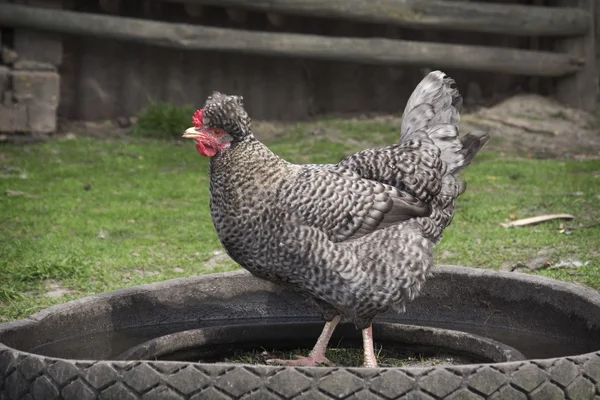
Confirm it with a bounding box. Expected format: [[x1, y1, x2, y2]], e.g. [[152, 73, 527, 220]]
[[200, 71, 489, 329]]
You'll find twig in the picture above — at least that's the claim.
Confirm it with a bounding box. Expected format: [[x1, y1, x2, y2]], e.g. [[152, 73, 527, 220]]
[[501, 214, 575, 228]]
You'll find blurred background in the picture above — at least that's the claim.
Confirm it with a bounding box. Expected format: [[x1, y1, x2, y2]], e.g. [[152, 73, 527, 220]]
[[0, 0, 598, 131]]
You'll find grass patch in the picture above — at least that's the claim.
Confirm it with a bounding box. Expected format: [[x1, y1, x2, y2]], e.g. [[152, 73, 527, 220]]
[[132, 101, 195, 139], [215, 347, 470, 368], [1, 118, 599, 322], [0, 137, 235, 320]]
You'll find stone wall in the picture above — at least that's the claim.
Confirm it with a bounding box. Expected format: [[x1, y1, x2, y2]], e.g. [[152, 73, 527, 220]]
[[0, 0, 61, 137]]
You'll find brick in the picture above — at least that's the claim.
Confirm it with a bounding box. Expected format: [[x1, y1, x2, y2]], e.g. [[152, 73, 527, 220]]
[[27, 104, 58, 133], [0, 105, 28, 132], [12, 70, 60, 107], [11, 71, 59, 133]]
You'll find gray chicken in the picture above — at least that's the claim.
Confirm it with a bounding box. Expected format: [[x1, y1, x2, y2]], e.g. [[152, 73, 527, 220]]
[[182, 71, 489, 368]]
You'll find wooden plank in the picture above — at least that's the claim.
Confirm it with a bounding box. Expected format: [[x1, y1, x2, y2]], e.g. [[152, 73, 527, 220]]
[[0, 3, 584, 77], [555, 0, 597, 111], [164, 0, 591, 37], [597, 0, 600, 105]]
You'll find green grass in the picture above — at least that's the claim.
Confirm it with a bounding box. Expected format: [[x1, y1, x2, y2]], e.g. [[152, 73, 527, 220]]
[[132, 101, 195, 139], [0, 137, 234, 321], [216, 346, 470, 368], [0, 119, 599, 322]]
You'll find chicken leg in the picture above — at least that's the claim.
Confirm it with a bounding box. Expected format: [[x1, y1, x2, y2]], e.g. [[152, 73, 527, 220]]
[[362, 325, 378, 368], [267, 315, 341, 367], [267, 317, 379, 368]]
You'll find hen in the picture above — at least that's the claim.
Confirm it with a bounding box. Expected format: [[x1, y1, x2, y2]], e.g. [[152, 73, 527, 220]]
[[183, 71, 489, 368]]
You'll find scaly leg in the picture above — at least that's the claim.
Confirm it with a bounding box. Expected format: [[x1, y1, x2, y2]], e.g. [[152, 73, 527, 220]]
[[267, 315, 341, 367], [362, 325, 378, 368]]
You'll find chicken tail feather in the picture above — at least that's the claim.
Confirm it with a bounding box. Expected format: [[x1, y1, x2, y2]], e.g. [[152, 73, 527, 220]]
[[455, 130, 490, 174], [400, 71, 490, 176]]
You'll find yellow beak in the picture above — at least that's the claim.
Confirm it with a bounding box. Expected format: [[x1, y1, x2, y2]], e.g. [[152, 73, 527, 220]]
[[182, 127, 201, 138]]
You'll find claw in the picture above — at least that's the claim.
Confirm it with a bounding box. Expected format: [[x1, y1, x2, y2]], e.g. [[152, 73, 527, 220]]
[[265, 316, 341, 367]]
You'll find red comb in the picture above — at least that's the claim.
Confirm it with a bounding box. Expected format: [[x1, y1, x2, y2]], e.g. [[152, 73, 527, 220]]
[[193, 109, 204, 128]]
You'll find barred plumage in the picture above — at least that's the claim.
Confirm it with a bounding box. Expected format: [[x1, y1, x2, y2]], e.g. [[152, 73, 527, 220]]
[[184, 70, 490, 367]]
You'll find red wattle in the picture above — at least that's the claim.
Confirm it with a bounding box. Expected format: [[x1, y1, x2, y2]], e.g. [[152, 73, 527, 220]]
[[196, 141, 217, 157]]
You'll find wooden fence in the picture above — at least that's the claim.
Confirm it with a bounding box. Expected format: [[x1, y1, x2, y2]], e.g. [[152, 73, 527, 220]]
[[0, 0, 596, 129]]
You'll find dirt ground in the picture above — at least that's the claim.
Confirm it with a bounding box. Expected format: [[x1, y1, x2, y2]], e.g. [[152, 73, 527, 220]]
[[32, 94, 600, 160], [459, 94, 600, 159]]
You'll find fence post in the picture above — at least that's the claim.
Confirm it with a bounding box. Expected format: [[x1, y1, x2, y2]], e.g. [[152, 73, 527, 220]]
[[555, 0, 597, 111]]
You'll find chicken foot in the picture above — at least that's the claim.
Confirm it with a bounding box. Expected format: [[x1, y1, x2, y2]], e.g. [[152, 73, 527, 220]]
[[266, 316, 379, 368], [266, 315, 341, 367]]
